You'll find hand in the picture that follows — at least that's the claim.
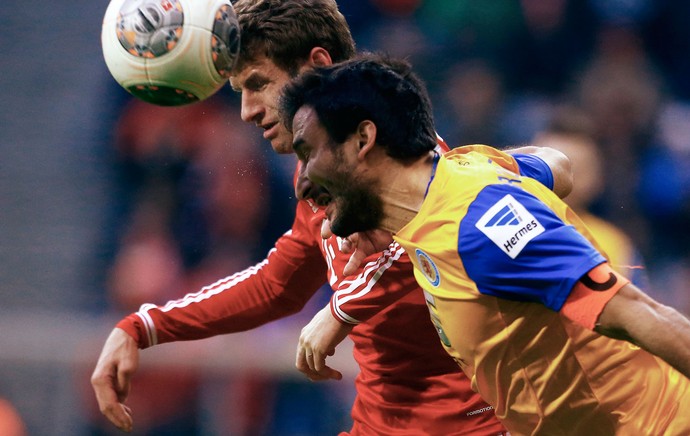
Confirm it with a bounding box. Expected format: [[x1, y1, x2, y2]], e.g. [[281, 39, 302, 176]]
[[296, 305, 353, 381], [321, 218, 394, 276], [90, 328, 139, 432]]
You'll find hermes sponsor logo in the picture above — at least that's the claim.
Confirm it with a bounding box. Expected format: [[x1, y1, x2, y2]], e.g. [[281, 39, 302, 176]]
[[476, 194, 544, 259]]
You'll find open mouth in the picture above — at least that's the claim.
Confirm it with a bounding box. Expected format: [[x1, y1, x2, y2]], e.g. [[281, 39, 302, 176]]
[[325, 203, 335, 223], [313, 188, 332, 207], [296, 178, 333, 206]]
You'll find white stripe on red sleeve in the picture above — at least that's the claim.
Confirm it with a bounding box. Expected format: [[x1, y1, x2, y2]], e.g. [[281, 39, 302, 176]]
[[332, 243, 406, 324]]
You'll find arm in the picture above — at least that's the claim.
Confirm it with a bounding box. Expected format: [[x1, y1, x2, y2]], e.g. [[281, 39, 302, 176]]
[[595, 283, 690, 379], [120, 200, 327, 348], [506, 145, 573, 199], [92, 200, 328, 431], [460, 183, 690, 379], [296, 240, 419, 380]]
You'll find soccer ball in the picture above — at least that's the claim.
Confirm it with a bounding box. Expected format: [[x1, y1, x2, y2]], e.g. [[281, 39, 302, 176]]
[[101, 0, 240, 106]]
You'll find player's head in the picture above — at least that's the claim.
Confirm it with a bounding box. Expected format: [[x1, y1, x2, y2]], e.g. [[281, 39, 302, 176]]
[[233, 0, 355, 76], [281, 53, 436, 159], [230, 0, 356, 154], [279, 53, 437, 236]]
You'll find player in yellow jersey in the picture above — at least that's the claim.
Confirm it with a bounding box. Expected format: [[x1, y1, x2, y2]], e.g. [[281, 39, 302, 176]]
[[278, 53, 690, 435]]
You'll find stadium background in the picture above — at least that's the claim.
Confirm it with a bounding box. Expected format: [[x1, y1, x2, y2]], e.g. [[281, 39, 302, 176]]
[[1, 0, 690, 434]]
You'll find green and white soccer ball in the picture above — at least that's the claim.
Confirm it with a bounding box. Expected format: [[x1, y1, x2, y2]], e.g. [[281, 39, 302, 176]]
[[101, 0, 240, 106]]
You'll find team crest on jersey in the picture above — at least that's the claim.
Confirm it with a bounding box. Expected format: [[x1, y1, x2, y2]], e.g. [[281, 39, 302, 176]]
[[415, 249, 440, 286], [475, 194, 544, 259]]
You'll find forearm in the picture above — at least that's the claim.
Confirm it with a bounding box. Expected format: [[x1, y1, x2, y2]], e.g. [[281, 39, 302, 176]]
[[122, 201, 330, 348], [121, 257, 326, 347], [639, 304, 690, 378], [596, 284, 690, 380], [144, 278, 317, 343]]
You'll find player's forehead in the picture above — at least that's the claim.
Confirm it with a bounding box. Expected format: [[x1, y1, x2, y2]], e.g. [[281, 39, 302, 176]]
[[293, 106, 317, 138], [293, 107, 329, 147], [229, 55, 288, 90]]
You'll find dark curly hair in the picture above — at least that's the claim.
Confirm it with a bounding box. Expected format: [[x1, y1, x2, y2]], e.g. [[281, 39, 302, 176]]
[[279, 53, 437, 160]]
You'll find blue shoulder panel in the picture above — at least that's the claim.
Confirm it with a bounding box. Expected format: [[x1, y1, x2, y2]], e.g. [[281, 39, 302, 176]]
[[458, 184, 605, 311], [513, 153, 554, 190]]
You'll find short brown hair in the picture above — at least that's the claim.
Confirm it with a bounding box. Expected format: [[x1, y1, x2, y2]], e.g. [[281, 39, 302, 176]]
[[232, 0, 356, 76]]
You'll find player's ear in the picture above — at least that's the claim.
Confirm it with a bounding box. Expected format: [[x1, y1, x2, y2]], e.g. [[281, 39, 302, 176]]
[[356, 120, 377, 161], [309, 47, 333, 67]]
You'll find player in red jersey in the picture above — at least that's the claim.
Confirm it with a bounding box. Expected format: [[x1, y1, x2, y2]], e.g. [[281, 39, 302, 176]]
[[91, 1, 571, 433]]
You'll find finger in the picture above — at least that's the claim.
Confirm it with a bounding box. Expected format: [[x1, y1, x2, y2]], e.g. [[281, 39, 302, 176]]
[[92, 378, 133, 432], [313, 350, 326, 372], [311, 347, 342, 380], [340, 238, 354, 254], [340, 233, 359, 254], [305, 366, 342, 382], [306, 372, 333, 382], [326, 367, 343, 380], [116, 367, 132, 403], [320, 218, 333, 239], [296, 353, 322, 381], [104, 404, 134, 432], [295, 345, 310, 374], [306, 350, 316, 372], [316, 365, 343, 381], [343, 249, 367, 276]]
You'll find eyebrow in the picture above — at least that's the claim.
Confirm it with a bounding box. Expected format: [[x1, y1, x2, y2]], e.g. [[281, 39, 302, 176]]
[[229, 71, 263, 93]]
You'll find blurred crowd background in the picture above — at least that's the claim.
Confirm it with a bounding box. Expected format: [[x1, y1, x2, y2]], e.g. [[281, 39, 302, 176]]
[[1, 0, 690, 434]]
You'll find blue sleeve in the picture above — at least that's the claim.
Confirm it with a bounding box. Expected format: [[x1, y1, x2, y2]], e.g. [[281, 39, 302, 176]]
[[513, 153, 554, 191], [458, 184, 605, 311]]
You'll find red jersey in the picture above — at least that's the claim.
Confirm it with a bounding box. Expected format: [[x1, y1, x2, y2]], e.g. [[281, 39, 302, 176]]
[[117, 140, 511, 434]]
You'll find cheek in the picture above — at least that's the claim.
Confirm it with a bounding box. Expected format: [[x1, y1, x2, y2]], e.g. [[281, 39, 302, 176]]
[[264, 87, 283, 110], [307, 164, 339, 192], [310, 152, 344, 181], [274, 123, 291, 140]]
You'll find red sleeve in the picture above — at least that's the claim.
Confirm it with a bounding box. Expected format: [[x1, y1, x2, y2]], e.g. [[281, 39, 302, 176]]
[[328, 242, 418, 324], [117, 200, 328, 349]]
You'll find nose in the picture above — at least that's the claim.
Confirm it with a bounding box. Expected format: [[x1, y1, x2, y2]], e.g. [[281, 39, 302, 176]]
[[240, 92, 262, 124], [296, 165, 332, 205], [295, 162, 312, 200]]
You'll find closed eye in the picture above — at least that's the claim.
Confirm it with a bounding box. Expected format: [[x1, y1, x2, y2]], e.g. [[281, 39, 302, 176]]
[[293, 138, 310, 162]]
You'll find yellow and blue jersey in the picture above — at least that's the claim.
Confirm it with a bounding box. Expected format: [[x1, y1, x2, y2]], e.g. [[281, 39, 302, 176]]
[[394, 145, 690, 435]]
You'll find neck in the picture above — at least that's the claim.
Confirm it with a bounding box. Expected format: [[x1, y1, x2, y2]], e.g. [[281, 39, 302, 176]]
[[376, 152, 436, 233]]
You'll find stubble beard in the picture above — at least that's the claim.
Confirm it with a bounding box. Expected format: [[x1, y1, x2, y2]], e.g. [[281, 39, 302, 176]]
[[329, 179, 384, 238]]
